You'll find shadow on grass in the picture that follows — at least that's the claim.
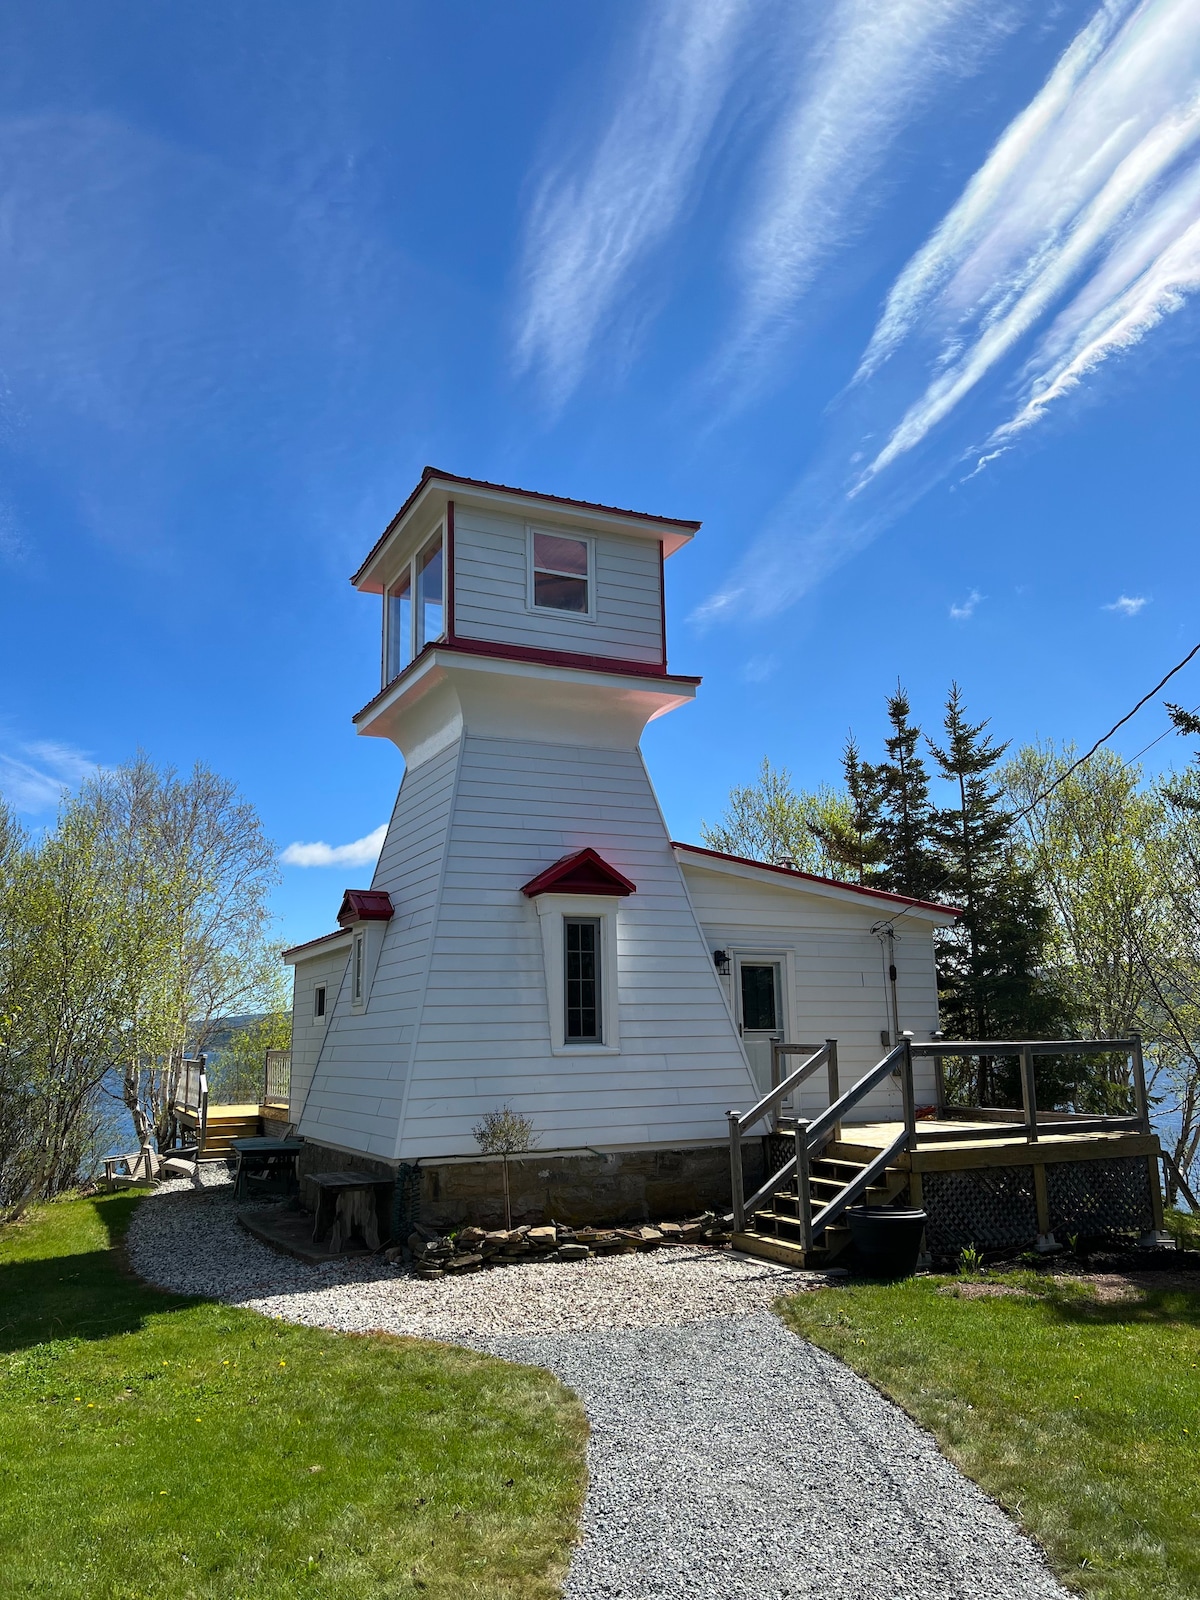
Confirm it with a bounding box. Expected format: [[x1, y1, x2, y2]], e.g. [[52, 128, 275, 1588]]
[[0, 1192, 199, 1356], [1031, 1279, 1200, 1329]]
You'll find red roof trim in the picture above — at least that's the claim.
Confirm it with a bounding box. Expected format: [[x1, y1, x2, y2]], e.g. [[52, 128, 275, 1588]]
[[671, 842, 961, 916], [521, 847, 637, 898], [351, 466, 701, 587], [337, 889, 395, 925], [352, 638, 701, 723], [282, 927, 352, 960]]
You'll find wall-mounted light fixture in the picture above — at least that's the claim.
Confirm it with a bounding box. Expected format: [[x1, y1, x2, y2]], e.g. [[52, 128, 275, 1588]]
[[712, 949, 731, 975]]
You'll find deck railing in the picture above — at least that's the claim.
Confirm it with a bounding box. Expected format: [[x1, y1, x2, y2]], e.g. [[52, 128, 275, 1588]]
[[166, 1054, 209, 1155], [263, 1049, 291, 1110], [727, 1033, 1153, 1246]]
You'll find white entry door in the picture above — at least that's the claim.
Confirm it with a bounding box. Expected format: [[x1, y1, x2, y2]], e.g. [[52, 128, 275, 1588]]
[[736, 957, 784, 1096]]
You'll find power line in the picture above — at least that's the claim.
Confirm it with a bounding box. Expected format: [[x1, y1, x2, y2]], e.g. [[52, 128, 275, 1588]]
[[871, 640, 1200, 934]]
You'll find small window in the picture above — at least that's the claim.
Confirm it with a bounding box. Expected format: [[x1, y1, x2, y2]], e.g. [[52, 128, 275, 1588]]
[[386, 573, 412, 681], [352, 931, 365, 1004], [313, 983, 326, 1020], [531, 531, 590, 614], [416, 536, 444, 649], [564, 917, 601, 1041]]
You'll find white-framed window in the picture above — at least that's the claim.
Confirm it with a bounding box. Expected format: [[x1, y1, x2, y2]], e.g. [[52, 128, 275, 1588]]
[[313, 983, 327, 1021], [383, 523, 445, 685], [351, 930, 365, 1005], [564, 917, 602, 1042], [533, 895, 620, 1054], [527, 526, 594, 618]]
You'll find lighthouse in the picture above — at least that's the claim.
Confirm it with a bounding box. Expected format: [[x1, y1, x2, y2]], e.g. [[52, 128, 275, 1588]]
[[285, 468, 950, 1226]]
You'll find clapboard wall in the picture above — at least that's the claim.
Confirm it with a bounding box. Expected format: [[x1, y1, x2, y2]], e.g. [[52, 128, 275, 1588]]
[[452, 505, 664, 666]]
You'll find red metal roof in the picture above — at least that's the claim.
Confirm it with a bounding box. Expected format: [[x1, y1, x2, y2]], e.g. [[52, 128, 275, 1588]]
[[351, 465, 701, 587], [671, 842, 961, 917], [282, 927, 351, 960], [337, 889, 395, 925], [521, 847, 637, 898]]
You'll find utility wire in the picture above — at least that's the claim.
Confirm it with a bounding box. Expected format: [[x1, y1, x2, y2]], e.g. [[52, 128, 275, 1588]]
[[1009, 638, 1200, 823], [870, 640, 1200, 934]]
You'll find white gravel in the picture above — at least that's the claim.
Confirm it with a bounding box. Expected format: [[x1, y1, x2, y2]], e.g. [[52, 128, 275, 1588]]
[[128, 1174, 1069, 1600]]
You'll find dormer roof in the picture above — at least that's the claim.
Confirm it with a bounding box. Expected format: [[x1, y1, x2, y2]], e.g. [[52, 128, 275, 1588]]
[[520, 847, 637, 898], [352, 466, 700, 594], [337, 889, 395, 925]]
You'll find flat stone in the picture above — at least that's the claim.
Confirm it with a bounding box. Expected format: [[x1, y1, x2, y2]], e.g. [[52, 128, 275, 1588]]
[[415, 1266, 444, 1280], [527, 1225, 558, 1248], [443, 1252, 483, 1273], [558, 1243, 591, 1261]]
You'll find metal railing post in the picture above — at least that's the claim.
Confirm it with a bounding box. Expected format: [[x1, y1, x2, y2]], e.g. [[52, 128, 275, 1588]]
[[727, 1110, 745, 1232], [900, 1034, 917, 1149], [794, 1119, 813, 1253], [1019, 1044, 1039, 1144], [1130, 1031, 1151, 1135], [825, 1039, 840, 1142]]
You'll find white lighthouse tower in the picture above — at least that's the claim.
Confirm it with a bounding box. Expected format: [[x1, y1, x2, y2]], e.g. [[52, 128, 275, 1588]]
[[290, 468, 757, 1206]]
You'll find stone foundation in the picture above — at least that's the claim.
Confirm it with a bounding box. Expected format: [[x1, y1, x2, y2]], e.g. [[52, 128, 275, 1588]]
[[296, 1139, 760, 1234]]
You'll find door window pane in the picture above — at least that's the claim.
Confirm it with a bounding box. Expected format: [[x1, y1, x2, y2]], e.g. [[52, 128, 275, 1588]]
[[564, 918, 601, 1041], [532, 531, 590, 613], [740, 964, 778, 1031], [386, 574, 412, 681], [416, 538, 444, 648]]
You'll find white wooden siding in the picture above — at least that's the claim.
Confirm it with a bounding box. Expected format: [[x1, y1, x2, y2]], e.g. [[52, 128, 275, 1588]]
[[680, 863, 943, 1120], [297, 739, 462, 1159], [395, 732, 754, 1158], [288, 941, 350, 1125], [453, 506, 663, 665]]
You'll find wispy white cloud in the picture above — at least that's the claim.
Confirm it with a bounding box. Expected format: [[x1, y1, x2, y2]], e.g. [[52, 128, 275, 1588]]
[[280, 824, 386, 868], [1103, 593, 1148, 614], [512, 0, 753, 408], [857, 0, 1200, 484], [0, 739, 101, 813], [949, 588, 983, 620], [718, 0, 1021, 391]]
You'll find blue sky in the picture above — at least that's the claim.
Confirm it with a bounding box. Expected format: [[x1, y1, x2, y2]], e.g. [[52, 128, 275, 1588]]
[[2, 0, 1200, 948]]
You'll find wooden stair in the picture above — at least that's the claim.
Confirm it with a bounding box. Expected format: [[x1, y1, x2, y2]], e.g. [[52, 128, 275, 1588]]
[[177, 1105, 263, 1161], [733, 1142, 908, 1268]]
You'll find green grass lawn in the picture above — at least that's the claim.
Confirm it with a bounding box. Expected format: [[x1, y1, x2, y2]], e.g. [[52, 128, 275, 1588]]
[[0, 1192, 587, 1600], [779, 1246, 1200, 1600]]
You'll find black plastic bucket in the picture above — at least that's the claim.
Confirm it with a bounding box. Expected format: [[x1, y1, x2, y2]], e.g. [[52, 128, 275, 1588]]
[[846, 1206, 927, 1279]]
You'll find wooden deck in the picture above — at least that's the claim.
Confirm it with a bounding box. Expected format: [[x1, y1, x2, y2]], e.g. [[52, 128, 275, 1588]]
[[829, 1120, 1161, 1170]]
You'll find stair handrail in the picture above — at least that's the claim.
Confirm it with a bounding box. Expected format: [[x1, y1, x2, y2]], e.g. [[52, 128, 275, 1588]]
[[728, 1036, 919, 1237], [727, 1043, 831, 1231]]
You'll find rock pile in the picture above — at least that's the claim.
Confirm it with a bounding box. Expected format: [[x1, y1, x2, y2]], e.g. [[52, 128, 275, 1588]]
[[391, 1214, 734, 1279]]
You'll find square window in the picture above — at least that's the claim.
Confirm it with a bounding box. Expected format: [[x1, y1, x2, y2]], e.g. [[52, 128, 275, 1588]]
[[531, 530, 591, 615], [564, 917, 601, 1041]]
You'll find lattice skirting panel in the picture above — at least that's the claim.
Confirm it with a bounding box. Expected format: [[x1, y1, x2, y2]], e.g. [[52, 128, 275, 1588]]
[[1046, 1157, 1153, 1239], [922, 1167, 1039, 1256], [764, 1134, 793, 1177]]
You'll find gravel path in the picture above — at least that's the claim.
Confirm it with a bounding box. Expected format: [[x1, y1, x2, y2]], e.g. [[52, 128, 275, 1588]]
[[129, 1176, 1068, 1599]]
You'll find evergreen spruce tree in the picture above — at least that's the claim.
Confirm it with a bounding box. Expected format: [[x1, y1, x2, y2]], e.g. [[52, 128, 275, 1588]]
[[875, 686, 940, 901], [809, 736, 887, 884], [928, 684, 1070, 1098]]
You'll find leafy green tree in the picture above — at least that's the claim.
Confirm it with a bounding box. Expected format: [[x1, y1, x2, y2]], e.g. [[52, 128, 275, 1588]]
[[701, 758, 850, 877]]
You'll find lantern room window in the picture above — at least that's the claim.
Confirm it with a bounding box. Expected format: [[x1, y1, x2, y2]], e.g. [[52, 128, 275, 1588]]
[[529, 529, 592, 616], [382, 525, 446, 686]]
